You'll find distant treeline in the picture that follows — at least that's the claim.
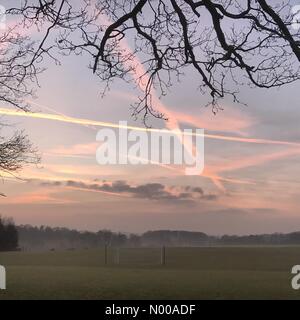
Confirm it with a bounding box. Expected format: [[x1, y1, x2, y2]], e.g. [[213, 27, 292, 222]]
[[16, 225, 300, 251], [0, 217, 18, 251]]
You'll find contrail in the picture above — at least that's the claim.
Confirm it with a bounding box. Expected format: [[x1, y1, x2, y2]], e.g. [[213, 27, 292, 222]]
[[0, 106, 300, 147], [27, 100, 98, 131], [0, 107, 198, 136]]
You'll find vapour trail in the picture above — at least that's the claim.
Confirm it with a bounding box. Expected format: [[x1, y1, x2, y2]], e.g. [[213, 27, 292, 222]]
[[1, 106, 299, 147]]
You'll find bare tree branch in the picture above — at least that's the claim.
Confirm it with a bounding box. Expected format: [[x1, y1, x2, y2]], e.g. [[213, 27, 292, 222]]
[[6, 0, 300, 121]]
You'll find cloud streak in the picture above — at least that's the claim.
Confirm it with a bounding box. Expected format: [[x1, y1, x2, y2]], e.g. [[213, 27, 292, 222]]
[[40, 179, 217, 203], [0, 107, 299, 147]]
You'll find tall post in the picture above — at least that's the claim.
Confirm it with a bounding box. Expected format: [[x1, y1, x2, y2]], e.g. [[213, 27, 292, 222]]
[[104, 244, 108, 266], [161, 246, 166, 266], [115, 248, 120, 265]]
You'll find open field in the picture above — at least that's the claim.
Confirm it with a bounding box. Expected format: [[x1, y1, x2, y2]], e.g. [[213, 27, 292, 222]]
[[0, 247, 300, 300]]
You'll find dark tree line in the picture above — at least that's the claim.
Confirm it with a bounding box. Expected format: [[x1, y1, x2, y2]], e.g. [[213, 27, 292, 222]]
[[0, 217, 18, 251], [18, 225, 129, 251], [15, 225, 300, 251]]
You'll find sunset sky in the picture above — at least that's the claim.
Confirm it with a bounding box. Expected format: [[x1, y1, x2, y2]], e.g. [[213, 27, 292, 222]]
[[1, 1, 300, 235]]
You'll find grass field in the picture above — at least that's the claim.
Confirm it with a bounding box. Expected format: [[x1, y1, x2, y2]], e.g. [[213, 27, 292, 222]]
[[0, 246, 300, 300]]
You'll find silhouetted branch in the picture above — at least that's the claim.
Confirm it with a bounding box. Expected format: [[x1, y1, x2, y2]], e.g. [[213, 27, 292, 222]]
[[0, 131, 40, 174], [6, 0, 300, 121]]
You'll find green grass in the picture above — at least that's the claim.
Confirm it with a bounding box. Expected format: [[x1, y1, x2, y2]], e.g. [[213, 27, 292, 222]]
[[0, 247, 300, 299]]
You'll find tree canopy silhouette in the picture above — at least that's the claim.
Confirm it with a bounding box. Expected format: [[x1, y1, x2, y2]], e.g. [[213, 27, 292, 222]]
[[0, 131, 38, 179], [0, 216, 18, 251], [0, 23, 40, 186], [7, 0, 300, 121]]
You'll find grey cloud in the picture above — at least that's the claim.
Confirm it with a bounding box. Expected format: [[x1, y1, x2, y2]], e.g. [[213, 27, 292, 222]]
[[41, 181, 63, 187], [40, 179, 218, 203]]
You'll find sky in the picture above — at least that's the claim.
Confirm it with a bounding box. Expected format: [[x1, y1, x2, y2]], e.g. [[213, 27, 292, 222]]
[[0, 1, 300, 235]]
